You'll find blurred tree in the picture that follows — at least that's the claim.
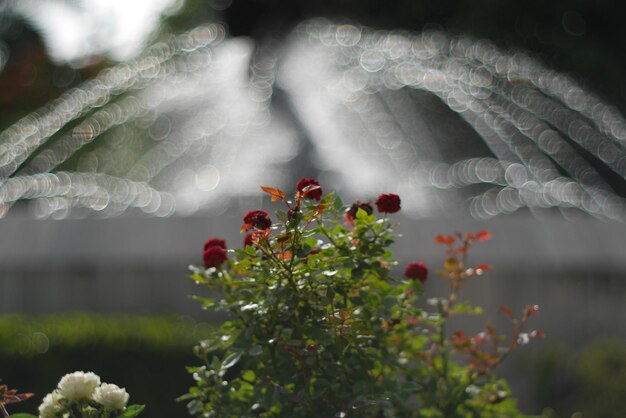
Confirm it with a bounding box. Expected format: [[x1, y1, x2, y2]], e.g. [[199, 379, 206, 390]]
[[2, 0, 625, 125], [221, 0, 626, 113]]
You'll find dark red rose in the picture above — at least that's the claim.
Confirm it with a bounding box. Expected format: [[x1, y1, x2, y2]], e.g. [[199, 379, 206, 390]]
[[345, 201, 373, 222], [203, 246, 227, 268], [203, 238, 226, 251], [375, 193, 401, 213], [404, 261, 428, 283], [243, 210, 272, 230], [296, 178, 322, 200]]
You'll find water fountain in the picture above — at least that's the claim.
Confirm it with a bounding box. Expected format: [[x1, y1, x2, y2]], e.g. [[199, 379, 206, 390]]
[[2, 19, 625, 414], [0, 20, 624, 221]]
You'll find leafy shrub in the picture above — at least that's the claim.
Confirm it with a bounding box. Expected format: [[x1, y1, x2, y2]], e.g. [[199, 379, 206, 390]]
[[182, 180, 542, 417]]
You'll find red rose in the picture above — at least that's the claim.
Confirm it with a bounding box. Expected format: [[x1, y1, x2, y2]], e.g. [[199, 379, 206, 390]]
[[243, 210, 272, 230], [296, 178, 322, 200], [203, 238, 226, 251], [203, 246, 227, 268], [404, 261, 428, 283], [375, 193, 401, 213], [345, 201, 373, 223]]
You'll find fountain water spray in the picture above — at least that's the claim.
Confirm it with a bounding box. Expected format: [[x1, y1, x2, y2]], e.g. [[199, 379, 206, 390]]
[[0, 21, 624, 221]]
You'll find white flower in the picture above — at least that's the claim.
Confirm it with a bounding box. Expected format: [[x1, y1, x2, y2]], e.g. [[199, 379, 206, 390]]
[[38, 390, 65, 418], [57, 371, 101, 401], [93, 383, 129, 411]]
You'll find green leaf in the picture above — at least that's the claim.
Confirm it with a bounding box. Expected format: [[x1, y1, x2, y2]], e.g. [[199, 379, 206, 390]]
[[320, 192, 335, 206], [198, 336, 224, 354], [276, 209, 288, 223], [188, 273, 207, 285], [192, 296, 216, 309], [10, 414, 39, 418], [248, 345, 263, 356], [355, 207, 369, 220], [221, 351, 243, 370], [242, 369, 256, 381], [332, 225, 346, 236], [279, 328, 293, 338], [262, 387, 279, 408], [186, 399, 203, 415], [382, 296, 398, 309], [399, 381, 424, 394], [113, 404, 145, 418], [332, 193, 344, 210], [304, 237, 318, 247], [450, 301, 483, 316]]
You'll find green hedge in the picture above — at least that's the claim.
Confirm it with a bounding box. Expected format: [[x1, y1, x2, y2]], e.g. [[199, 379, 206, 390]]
[[523, 337, 626, 418], [0, 313, 214, 417]]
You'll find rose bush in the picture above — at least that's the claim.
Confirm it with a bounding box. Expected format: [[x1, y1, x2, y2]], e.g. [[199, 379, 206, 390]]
[[181, 179, 543, 417]]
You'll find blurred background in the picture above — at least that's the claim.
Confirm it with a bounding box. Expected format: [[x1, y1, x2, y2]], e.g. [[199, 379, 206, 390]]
[[1, 0, 626, 416]]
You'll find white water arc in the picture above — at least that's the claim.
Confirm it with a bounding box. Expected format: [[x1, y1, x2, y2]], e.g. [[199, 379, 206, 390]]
[[0, 21, 625, 220]]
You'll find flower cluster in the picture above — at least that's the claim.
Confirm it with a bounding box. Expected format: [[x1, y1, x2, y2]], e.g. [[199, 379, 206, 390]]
[[36, 371, 143, 418], [200, 181, 404, 271], [187, 178, 541, 418]]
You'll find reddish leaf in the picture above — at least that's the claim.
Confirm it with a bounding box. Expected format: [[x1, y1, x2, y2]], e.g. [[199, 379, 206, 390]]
[[524, 304, 540, 317], [530, 330, 545, 339], [435, 234, 456, 245], [260, 186, 286, 202], [312, 202, 327, 217], [278, 251, 292, 261], [381, 319, 389, 332], [338, 308, 352, 321], [304, 202, 328, 221], [498, 305, 513, 319], [475, 230, 492, 241], [0, 385, 34, 405], [3, 392, 34, 404], [252, 229, 271, 243], [475, 263, 492, 272], [471, 332, 486, 345], [406, 316, 419, 326], [452, 330, 469, 346]]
